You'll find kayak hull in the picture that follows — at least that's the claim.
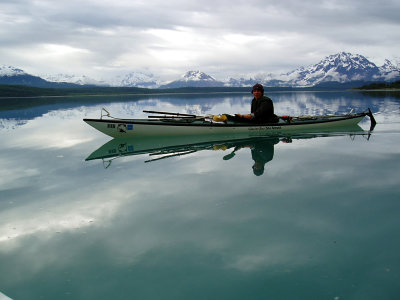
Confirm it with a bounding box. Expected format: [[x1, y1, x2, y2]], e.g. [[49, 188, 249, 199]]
[[83, 113, 368, 138]]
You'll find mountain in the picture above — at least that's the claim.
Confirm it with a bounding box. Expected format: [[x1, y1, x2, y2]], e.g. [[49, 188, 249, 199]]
[[41, 71, 160, 88], [226, 52, 400, 88], [274, 52, 383, 87], [378, 59, 400, 80], [224, 76, 257, 87], [40, 73, 106, 86], [159, 71, 225, 88], [109, 72, 160, 88], [2, 52, 400, 90], [0, 65, 26, 76], [0, 65, 80, 88], [0, 65, 49, 87]]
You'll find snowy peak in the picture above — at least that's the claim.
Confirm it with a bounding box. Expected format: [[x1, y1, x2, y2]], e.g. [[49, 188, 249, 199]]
[[181, 70, 216, 82], [42, 71, 160, 87], [324, 52, 378, 70], [113, 72, 159, 88], [380, 59, 397, 72], [379, 59, 400, 80], [306, 52, 378, 74], [224, 76, 256, 87], [41, 73, 104, 86], [159, 70, 224, 88], [2, 52, 400, 89], [279, 52, 384, 86], [0, 65, 27, 76]]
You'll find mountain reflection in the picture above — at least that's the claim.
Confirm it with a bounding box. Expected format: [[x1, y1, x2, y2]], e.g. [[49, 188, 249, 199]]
[[86, 131, 368, 176]]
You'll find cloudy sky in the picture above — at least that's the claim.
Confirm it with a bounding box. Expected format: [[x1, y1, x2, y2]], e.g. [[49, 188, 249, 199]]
[[1, 0, 399, 80]]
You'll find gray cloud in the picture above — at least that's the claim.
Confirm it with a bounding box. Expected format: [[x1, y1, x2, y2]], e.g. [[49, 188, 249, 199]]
[[0, 0, 399, 79]]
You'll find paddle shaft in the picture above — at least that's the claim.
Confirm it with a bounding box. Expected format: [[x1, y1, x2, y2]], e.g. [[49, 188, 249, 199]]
[[143, 110, 197, 118]]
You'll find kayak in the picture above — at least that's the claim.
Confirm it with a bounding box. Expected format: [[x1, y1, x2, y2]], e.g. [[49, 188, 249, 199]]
[[83, 108, 376, 138], [85, 131, 371, 168]]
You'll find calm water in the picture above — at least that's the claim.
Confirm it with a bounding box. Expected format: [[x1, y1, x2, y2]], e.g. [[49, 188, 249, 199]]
[[0, 91, 399, 300]]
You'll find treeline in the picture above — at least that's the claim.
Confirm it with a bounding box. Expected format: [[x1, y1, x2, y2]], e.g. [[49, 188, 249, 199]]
[[2, 81, 400, 98], [357, 80, 400, 90], [0, 85, 254, 97], [0, 85, 66, 97]]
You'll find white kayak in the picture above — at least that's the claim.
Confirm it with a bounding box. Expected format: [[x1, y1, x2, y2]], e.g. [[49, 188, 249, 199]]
[[83, 108, 376, 138]]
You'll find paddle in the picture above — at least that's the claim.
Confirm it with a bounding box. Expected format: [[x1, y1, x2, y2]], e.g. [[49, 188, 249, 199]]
[[143, 110, 249, 124], [223, 146, 240, 160], [144, 110, 219, 121], [143, 110, 197, 118]]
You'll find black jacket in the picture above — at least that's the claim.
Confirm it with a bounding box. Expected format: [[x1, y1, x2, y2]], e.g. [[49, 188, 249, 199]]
[[251, 96, 278, 123]]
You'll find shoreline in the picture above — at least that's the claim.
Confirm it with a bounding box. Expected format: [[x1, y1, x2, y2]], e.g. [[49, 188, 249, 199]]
[[1, 84, 400, 99]]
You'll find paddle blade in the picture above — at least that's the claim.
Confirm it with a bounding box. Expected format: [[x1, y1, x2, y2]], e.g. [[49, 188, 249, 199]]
[[368, 108, 377, 131], [223, 152, 236, 160]]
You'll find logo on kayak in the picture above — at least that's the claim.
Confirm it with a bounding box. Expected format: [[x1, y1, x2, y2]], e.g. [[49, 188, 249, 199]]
[[117, 123, 127, 133], [118, 143, 134, 153], [127, 124, 133, 130]]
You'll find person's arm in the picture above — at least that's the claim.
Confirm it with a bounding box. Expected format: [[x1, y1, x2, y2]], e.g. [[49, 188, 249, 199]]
[[235, 113, 253, 119]]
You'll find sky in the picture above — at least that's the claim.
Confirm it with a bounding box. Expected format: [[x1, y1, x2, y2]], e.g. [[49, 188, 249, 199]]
[[1, 0, 399, 81]]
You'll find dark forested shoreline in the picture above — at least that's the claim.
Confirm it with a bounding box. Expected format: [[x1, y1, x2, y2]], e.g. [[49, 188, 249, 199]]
[[1, 80, 400, 98]]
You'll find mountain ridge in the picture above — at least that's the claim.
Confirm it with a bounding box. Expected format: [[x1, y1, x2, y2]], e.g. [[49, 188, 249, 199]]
[[1, 52, 400, 89]]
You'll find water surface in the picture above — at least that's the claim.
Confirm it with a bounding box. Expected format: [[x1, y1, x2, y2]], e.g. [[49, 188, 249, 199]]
[[0, 91, 399, 299]]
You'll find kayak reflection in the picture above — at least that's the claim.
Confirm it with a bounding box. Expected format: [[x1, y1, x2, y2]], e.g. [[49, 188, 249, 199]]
[[86, 128, 370, 175]]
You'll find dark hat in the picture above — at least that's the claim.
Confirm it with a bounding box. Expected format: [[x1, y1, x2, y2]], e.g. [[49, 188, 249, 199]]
[[252, 83, 264, 94]]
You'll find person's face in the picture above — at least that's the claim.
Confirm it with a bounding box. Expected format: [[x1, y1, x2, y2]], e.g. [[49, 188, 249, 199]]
[[252, 89, 263, 99]]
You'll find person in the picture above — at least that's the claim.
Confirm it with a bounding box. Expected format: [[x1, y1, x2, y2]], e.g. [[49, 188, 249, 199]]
[[236, 83, 279, 123]]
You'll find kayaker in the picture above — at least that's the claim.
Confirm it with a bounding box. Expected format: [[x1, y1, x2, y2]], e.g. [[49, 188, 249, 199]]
[[236, 83, 279, 123]]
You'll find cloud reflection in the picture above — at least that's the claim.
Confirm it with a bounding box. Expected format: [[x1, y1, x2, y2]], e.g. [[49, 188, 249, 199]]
[[0, 94, 399, 298]]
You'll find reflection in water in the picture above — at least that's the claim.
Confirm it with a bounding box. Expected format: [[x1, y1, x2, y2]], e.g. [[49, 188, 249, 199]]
[[0, 90, 391, 130], [86, 129, 369, 176], [0, 93, 399, 300], [221, 137, 280, 176]]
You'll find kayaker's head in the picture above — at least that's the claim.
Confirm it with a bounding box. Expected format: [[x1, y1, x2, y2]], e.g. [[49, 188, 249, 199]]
[[252, 161, 265, 176], [252, 83, 264, 99]]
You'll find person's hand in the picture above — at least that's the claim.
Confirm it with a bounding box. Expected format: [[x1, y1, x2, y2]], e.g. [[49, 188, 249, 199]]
[[235, 113, 252, 119]]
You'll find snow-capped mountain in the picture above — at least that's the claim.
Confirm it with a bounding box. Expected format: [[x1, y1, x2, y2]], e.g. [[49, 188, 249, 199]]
[[40, 71, 160, 88], [0, 65, 26, 76], [224, 52, 399, 87], [159, 71, 225, 88], [182, 70, 216, 82], [40, 73, 105, 86], [224, 72, 289, 87], [378, 59, 400, 80], [275, 52, 382, 87], [0, 65, 78, 88], [224, 76, 256, 87], [109, 72, 160, 88], [2, 52, 400, 89]]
